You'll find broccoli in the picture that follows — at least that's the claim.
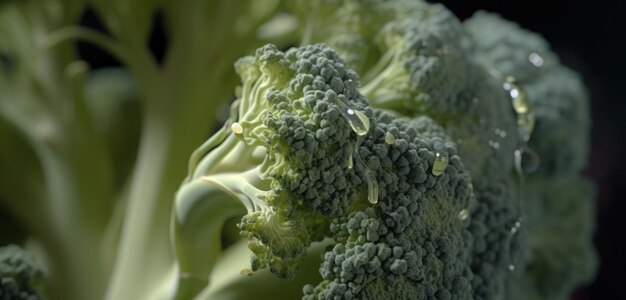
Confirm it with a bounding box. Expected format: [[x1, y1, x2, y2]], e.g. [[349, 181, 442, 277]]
[[0, 0, 596, 299], [0, 244, 46, 300], [465, 12, 597, 300], [175, 42, 474, 299], [173, 43, 372, 296]]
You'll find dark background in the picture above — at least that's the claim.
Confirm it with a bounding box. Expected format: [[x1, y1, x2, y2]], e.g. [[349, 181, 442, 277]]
[[439, 0, 625, 299]]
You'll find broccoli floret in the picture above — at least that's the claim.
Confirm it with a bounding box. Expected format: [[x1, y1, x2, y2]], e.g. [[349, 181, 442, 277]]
[[506, 177, 597, 300], [464, 11, 559, 83], [465, 11, 591, 176], [177, 43, 478, 300], [295, 1, 472, 116], [303, 111, 474, 299], [464, 12, 597, 300], [359, 4, 472, 116], [0, 244, 46, 300], [174, 44, 373, 285]]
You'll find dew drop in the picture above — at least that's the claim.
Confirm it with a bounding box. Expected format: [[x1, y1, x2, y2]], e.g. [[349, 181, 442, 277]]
[[231, 122, 244, 134], [432, 142, 449, 176], [347, 152, 353, 169], [384, 132, 395, 144], [343, 109, 370, 136], [364, 169, 379, 204], [353, 137, 378, 204], [517, 113, 536, 143], [458, 209, 469, 221], [510, 220, 522, 234], [529, 52, 544, 67], [508, 265, 515, 271], [504, 77, 535, 143], [514, 147, 540, 175]]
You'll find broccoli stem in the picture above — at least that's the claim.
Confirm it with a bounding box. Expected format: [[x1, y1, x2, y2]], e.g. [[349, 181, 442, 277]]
[[360, 52, 413, 112], [172, 177, 247, 299]]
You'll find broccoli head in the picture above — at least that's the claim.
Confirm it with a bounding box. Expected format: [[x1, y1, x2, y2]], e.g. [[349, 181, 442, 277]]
[[175, 42, 478, 299], [170, 2, 596, 300], [174, 43, 373, 286]]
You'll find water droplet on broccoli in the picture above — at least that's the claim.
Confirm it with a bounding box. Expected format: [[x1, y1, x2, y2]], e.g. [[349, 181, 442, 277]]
[[495, 128, 507, 138], [514, 147, 540, 174], [458, 209, 469, 220], [504, 76, 535, 143], [364, 169, 379, 204], [384, 132, 395, 144], [231, 122, 244, 134], [508, 264, 516, 271], [347, 152, 353, 169], [343, 109, 370, 136], [528, 52, 544, 67], [431, 142, 449, 176], [353, 137, 378, 204], [240, 269, 253, 276], [488, 140, 501, 150], [510, 220, 522, 234]]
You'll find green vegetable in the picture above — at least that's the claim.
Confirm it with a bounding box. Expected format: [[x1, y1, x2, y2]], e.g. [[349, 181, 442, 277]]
[[0, 0, 596, 299], [0, 244, 47, 299]]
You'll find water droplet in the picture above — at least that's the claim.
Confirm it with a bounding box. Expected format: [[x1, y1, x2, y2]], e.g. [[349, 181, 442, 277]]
[[503, 77, 535, 143], [514, 147, 540, 174], [364, 169, 379, 204], [495, 128, 507, 138], [511, 220, 522, 234], [458, 209, 469, 220], [488, 140, 500, 150], [432, 142, 449, 176], [343, 109, 370, 136], [508, 265, 515, 271], [353, 137, 378, 204], [231, 122, 244, 134], [240, 269, 253, 276], [529, 52, 544, 67], [511, 93, 528, 114], [384, 132, 395, 144], [347, 152, 353, 169], [516, 113, 535, 143]]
